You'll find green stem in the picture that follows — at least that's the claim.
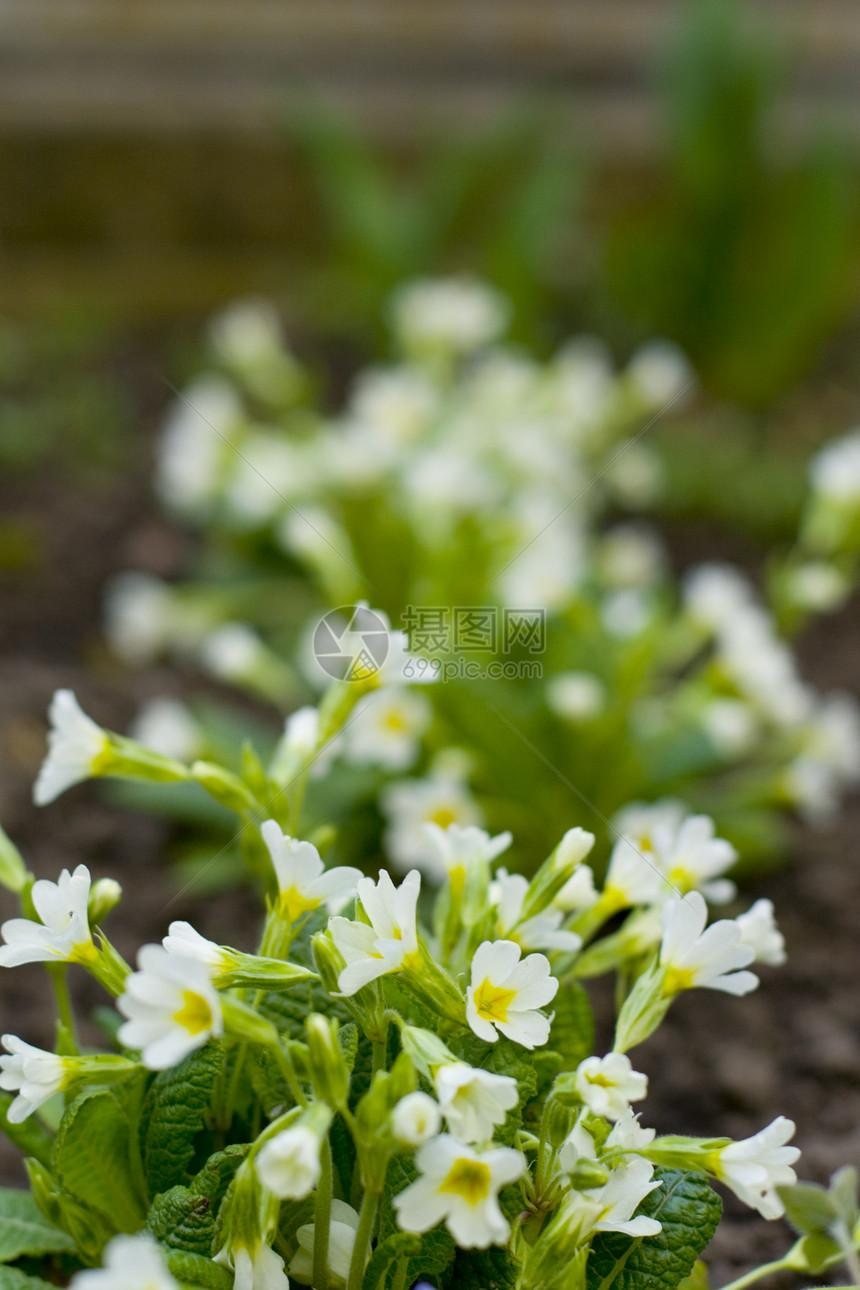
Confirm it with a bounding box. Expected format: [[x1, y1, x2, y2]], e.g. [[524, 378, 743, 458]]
[[390, 1258, 409, 1290], [346, 1188, 379, 1290], [273, 1042, 307, 1109], [313, 1135, 333, 1290], [48, 966, 78, 1054], [718, 1258, 793, 1290]]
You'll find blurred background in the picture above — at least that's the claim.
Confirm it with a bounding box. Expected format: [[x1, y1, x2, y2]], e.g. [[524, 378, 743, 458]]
[[2, 1, 860, 1266]]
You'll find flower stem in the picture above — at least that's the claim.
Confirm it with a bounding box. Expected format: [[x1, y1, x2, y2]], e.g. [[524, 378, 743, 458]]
[[273, 1041, 307, 1109], [346, 1188, 379, 1290], [47, 965, 78, 1054], [718, 1258, 792, 1290], [313, 1134, 333, 1290]]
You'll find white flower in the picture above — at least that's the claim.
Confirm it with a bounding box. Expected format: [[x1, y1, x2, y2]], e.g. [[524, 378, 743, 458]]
[[71, 1234, 178, 1290], [0, 864, 93, 966], [574, 1054, 648, 1122], [33, 690, 111, 806], [553, 865, 598, 912], [603, 836, 668, 909], [390, 277, 509, 356], [581, 1157, 663, 1238], [605, 1108, 656, 1156], [200, 623, 265, 683], [465, 940, 558, 1049], [348, 367, 438, 448], [256, 1125, 321, 1199], [393, 1135, 525, 1248], [785, 561, 848, 612], [735, 899, 786, 967], [682, 563, 755, 634], [215, 1239, 289, 1290], [209, 299, 285, 369], [546, 672, 606, 723], [162, 921, 229, 972], [391, 1091, 442, 1146], [104, 572, 174, 667], [156, 375, 242, 514], [612, 800, 686, 856], [342, 688, 432, 771], [131, 697, 199, 762], [490, 869, 581, 953], [0, 1037, 67, 1122], [329, 869, 422, 995], [701, 699, 758, 759], [627, 340, 693, 408], [433, 1062, 518, 1144], [715, 1117, 800, 1219], [598, 525, 666, 589], [382, 774, 483, 875], [659, 892, 758, 997], [809, 428, 860, 502], [653, 814, 738, 905], [269, 706, 340, 784], [117, 945, 224, 1069], [261, 820, 361, 925], [422, 822, 512, 886], [290, 1199, 358, 1288]]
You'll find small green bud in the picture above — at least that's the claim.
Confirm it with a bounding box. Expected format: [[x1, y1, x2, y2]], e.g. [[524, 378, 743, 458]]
[[567, 1159, 611, 1190], [306, 1014, 350, 1109], [222, 998, 280, 1048], [0, 824, 29, 894], [87, 878, 122, 927], [546, 1098, 574, 1149], [398, 1024, 455, 1077]]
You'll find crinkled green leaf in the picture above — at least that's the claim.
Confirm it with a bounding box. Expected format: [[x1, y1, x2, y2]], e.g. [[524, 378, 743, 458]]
[[53, 1091, 148, 1234], [451, 1243, 520, 1290], [24, 1157, 112, 1263], [361, 1229, 422, 1290], [163, 1249, 232, 1290], [141, 1046, 224, 1196], [0, 1187, 76, 1261], [0, 1267, 57, 1290], [586, 1169, 721, 1290], [147, 1146, 246, 1256], [548, 980, 595, 1072], [259, 981, 351, 1041]]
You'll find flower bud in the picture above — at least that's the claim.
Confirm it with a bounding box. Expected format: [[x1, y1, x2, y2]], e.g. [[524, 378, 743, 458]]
[[190, 761, 257, 812], [567, 1159, 611, 1190], [306, 1014, 350, 1109], [521, 827, 596, 920], [391, 1091, 441, 1146], [0, 825, 28, 894], [87, 878, 122, 927], [398, 1024, 455, 1077]]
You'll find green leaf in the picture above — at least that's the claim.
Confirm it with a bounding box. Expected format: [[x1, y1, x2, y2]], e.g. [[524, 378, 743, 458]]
[[0, 1268, 57, 1290], [778, 1182, 837, 1235], [361, 1229, 422, 1290], [163, 1250, 232, 1290], [451, 1243, 520, 1290], [548, 981, 595, 1072], [677, 1261, 710, 1290], [147, 1146, 246, 1256], [586, 1169, 722, 1290], [53, 1091, 148, 1234], [141, 1046, 224, 1195], [0, 1187, 76, 1261]]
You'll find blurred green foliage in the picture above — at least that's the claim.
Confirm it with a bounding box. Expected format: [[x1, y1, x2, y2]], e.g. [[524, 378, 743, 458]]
[[286, 98, 582, 349], [0, 307, 133, 475], [603, 0, 859, 406]]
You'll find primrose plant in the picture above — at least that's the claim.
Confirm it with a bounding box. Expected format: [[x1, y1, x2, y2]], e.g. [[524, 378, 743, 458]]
[[104, 279, 860, 871], [0, 668, 858, 1290]]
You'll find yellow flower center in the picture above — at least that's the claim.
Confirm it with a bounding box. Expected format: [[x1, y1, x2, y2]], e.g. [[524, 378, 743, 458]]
[[429, 807, 458, 829], [279, 886, 320, 925], [439, 1158, 491, 1205], [472, 978, 517, 1024], [663, 965, 695, 996], [174, 991, 214, 1035], [383, 710, 407, 732]]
